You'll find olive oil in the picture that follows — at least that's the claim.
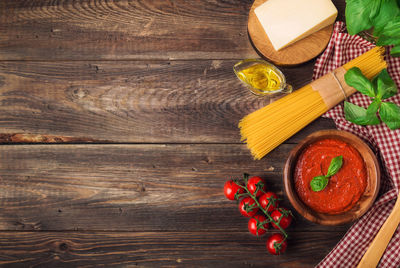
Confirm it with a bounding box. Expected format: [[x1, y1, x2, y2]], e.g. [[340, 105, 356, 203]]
[[233, 59, 291, 96], [236, 63, 282, 92]]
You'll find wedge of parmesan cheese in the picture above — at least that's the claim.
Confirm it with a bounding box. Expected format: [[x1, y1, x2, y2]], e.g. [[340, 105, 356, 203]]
[[254, 0, 338, 51]]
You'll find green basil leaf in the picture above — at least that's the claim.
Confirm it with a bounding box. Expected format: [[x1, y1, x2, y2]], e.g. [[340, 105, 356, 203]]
[[379, 102, 400, 130], [369, 0, 383, 19], [377, 34, 400, 46], [345, 0, 378, 35], [310, 176, 329, 192], [380, 15, 400, 36], [377, 16, 400, 46], [344, 67, 376, 97], [391, 45, 400, 57], [374, 69, 398, 99], [367, 99, 381, 116], [344, 101, 381, 125], [326, 156, 344, 177], [372, 0, 399, 36]]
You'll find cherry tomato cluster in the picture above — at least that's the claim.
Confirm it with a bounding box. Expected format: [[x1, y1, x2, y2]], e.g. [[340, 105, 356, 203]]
[[224, 174, 293, 255]]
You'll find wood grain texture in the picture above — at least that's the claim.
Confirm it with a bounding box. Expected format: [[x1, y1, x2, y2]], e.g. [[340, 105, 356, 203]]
[[248, 0, 334, 66], [0, 60, 335, 143], [0, 231, 345, 267], [0, 144, 349, 232], [0, 0, 346, 61], [0, 0, 255, 60], [0, 0, 350, 266], [0, 133, 104, 143]]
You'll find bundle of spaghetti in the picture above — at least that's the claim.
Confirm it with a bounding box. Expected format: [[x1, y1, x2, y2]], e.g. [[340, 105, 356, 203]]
[[239, 47, 387, 160]]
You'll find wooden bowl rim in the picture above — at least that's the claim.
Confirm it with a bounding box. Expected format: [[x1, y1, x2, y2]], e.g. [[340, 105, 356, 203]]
[[284, 129, 381, 225]]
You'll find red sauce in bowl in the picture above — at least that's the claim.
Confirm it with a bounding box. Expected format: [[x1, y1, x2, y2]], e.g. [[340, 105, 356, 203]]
[[294, 138, 367, 214]]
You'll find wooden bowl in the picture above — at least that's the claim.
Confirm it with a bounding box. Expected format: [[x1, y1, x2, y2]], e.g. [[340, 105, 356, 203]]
[[284, 130, 380, 225]]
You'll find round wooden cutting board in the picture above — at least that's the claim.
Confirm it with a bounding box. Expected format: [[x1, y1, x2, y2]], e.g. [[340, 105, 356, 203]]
[[248, 0, 334, 66]]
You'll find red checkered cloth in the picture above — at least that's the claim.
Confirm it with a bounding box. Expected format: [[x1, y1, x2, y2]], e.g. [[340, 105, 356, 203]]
[[313, 21, 400, 268]]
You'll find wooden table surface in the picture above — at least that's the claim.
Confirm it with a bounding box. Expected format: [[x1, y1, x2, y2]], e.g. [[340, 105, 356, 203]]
[[0, 0, 351, 267]]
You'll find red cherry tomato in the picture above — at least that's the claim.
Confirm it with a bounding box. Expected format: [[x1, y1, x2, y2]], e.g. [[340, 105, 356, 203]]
[[224, 180, 244, 200], [248, 214, 269, 236], [266, 233, 287, 255], [259, 192, 279, 212], [247, 176, 266, 197], [271, 208, 293, 229], [239, 197, 259, 217]]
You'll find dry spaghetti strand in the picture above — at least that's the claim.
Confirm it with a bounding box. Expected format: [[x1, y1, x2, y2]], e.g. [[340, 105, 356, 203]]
[[239, 47, 386, 160]]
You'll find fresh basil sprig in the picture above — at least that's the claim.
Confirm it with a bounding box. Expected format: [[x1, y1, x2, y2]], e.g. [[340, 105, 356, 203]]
[[345, 0, 400, 57], [310, 156, 343, 192], [344, 67, 400, 130]]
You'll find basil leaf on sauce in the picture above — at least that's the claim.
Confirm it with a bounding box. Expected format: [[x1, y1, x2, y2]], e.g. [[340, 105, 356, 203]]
[[326, 156, 343, 177], [310, 156, 343, 192], [310, 176, 329, 192]]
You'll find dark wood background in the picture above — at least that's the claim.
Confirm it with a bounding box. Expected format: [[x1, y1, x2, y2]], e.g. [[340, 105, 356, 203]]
[[0, 0, 349, 267]]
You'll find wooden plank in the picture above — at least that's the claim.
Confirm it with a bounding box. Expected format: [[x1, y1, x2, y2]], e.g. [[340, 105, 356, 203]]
[[0, 144, 348, 232], [0, 60, 335, 143], [0, 231, 344, 267], [0, 0, 255, 61], [0, 0, 346, 61]]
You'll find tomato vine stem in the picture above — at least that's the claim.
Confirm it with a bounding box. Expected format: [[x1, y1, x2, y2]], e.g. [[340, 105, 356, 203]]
[[236, 180, 288, 240]]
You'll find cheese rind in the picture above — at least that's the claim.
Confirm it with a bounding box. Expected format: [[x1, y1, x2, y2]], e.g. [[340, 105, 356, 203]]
[[254, 0, 338, 51]]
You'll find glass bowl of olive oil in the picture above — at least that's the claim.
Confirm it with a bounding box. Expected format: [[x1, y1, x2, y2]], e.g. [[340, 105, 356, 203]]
[[233, 59, 292, 96]]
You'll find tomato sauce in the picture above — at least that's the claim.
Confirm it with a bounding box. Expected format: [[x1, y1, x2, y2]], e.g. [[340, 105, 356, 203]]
[[294, 138, 367, 214]]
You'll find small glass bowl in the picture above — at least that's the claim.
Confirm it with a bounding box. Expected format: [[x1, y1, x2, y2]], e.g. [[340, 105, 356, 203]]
[[233, 59, 292, 96]]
